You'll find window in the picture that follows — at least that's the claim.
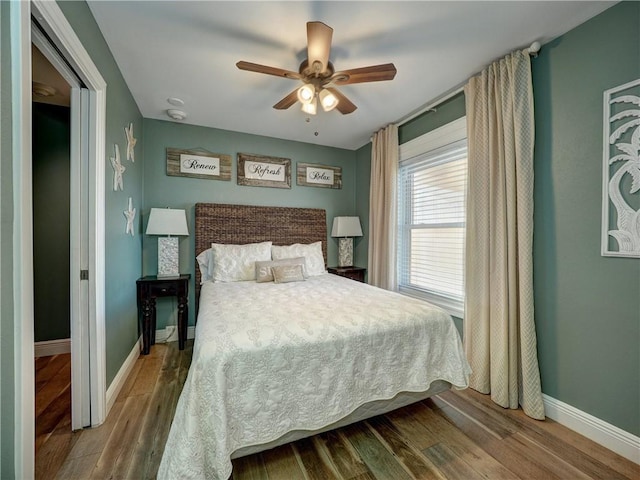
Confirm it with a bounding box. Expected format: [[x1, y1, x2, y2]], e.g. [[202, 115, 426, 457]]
[[397, 118, 467, 317]]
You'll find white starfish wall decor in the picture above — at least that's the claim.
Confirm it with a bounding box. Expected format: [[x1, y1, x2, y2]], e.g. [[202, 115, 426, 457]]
[[124, 197, 136, 236], [110, 144, 125, 191], [125, 122, 137, 162]]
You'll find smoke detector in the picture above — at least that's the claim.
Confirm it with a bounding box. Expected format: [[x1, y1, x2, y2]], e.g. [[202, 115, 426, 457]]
[[166, 109, 187, 121]]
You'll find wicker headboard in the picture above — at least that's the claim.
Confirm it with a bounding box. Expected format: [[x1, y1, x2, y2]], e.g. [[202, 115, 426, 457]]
[[194, 203, 327, 294]]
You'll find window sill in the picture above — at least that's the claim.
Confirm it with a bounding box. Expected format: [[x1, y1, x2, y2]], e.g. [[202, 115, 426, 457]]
[[398, 286, 464, 319]]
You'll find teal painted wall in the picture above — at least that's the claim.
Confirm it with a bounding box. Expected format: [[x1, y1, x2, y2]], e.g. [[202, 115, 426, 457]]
[[142, 119, 358, 328], [532, 1, 639, 435], [0, 1, 14, 475], [57, 1, 144, 386], [32, 103, 71, 342]]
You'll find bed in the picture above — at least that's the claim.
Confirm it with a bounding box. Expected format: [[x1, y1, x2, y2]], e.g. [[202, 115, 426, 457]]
[[158, 203, 471, 480]]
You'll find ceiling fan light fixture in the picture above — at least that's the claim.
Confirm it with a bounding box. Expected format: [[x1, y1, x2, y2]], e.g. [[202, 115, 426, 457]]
[[301, 97, 317, 115], [236, 21, 396, 117], [297, 84, 315, 104], [319, 89, 339, 112]]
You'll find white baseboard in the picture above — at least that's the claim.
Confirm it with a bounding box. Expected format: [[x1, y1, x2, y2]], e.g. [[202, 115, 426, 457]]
[[34, 338, 71, 357], [106, 337, 141, 415], [155, 325, 196, 343], [105, 327, 195, 415], [543, 394, 640, 464]]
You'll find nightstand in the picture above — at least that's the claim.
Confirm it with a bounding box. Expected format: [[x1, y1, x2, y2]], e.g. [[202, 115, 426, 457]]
[[328, 266, 366, 283], [136, 274, 190, 354]]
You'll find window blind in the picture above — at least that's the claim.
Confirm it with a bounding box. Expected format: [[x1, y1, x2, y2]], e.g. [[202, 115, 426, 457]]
[[398, 138, 467, 316]]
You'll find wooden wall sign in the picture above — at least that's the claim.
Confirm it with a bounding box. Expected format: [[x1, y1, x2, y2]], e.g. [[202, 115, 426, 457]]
[[237, 153, 291, 189], [166, 147, 231, 181], [297, 162, 342, 189]]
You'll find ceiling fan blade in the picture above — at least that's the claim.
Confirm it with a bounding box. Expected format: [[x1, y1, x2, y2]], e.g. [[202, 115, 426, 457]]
[[307, 22, 333, 74], [236, 61, 300, 80], [326, 87, 357, 114], [273, 89, 299, 110], [331, 63, 397, 85]]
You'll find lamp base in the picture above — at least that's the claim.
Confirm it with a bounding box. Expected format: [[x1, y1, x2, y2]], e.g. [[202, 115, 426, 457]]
[[338, 237, 354, 267], [157, 236, 180, 277]]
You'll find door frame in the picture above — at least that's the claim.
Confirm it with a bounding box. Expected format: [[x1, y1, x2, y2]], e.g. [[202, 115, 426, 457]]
[[13, 1, 107, 476]]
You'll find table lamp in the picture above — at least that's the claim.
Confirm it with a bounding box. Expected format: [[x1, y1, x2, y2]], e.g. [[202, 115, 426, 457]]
[[146, 208, 189, 277], [331, 216, 363, 267]]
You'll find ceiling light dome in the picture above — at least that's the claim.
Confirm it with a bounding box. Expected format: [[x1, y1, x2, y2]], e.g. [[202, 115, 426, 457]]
[[32, 82, 57, 97]]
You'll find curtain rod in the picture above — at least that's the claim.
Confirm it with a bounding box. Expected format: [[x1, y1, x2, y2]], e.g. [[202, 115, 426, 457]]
[[395, 41, 542, 128], [396, 84, 465, 127]]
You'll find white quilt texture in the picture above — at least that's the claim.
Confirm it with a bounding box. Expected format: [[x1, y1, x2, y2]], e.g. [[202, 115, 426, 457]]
[[158, 273, 471, 479]]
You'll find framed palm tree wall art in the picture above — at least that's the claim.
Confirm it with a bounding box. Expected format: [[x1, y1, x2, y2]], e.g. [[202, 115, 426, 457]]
[[601, 78, 640, 258]]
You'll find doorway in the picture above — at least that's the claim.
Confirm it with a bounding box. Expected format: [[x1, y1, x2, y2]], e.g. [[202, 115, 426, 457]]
[[31, 23, 91, 435], [31, 39, 75, 470], [11, 2, 108, 477]]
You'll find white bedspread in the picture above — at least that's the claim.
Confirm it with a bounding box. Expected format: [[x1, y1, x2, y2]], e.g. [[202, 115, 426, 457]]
[[158, 273, 470, 479]]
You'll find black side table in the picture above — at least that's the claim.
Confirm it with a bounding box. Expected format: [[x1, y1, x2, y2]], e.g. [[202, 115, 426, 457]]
[[136, 274, 190, 354], [328, 266, 367, 283]]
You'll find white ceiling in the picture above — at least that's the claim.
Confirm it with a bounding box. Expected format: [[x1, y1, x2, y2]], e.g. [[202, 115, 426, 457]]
[[87, 1, 613, 150]]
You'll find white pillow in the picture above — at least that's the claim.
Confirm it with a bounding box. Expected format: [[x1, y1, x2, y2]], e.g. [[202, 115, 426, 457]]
[[271, 241, 326, 276], [196, 248, 213, 284], [211, 241, 272, 282]]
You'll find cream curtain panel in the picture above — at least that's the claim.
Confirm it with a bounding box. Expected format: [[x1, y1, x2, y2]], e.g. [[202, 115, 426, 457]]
[[368, 124, 398, 290], [463, 50, 545, 419]]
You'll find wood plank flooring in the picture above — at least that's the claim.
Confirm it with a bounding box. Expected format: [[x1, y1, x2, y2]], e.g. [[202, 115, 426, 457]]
[[36, 342, 639, 479], [35, 353, 73, 475]]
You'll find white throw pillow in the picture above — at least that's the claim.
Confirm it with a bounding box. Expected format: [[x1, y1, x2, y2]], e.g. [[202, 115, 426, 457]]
[[271, 241, 326, 276], [211, 241, 272, 282], [196, 248, 213, 284]]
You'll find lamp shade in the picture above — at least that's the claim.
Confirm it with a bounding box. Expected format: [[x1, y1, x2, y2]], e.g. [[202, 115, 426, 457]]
[[319, 88, 339, 112], [301, 97, 317, 115], [331, 216, 363, 237], [297, 84, 315, 104], [145, 208, 189, 236]]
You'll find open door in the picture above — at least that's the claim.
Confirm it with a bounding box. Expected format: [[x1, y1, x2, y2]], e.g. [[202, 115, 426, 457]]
[[70, 86, 92, 429]]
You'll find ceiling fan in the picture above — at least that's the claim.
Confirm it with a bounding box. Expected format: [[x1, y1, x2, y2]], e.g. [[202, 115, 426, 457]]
[[236, 21, 397, 115]]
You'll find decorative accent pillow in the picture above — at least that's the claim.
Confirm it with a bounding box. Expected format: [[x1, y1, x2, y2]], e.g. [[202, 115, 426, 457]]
[[196, 248, 212, 284], [255, 257, 308, 283], [271, 241, 326, 276], [210, 241, 272, 282], [271, 264, 305, 284]]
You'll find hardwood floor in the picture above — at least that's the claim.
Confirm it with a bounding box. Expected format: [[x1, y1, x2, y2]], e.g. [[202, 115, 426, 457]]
[[36, 342, 638, 479], [35, 352, 72, 474]]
